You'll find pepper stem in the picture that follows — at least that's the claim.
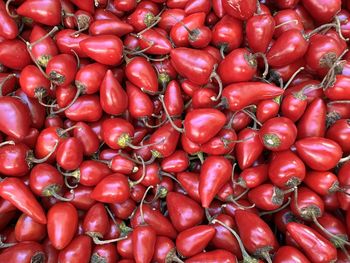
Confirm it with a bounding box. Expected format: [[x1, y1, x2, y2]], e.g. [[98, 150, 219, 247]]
[[140, 185, 154, 225], [124, 44, 154, 55], [165, 249, 185, 263], [126, 138, 165, 150], [64, 176, 78, 189], [321, 48, 348, 89], [160, 171, 185, 189], [142, 117, 166, 128], [27, 141, 58, 164], [212, 219, 258, 262], [292, 186, 303, 215], [129, 156, 146, 187], [334, 16, 349, 41], [229, 188, 249, 202], [339, 154, 350, 163], [261, 251, 273, 263], [231, 163, 238, 185], [259, 197, 291, 216], [241, 109, 262, 127], [158, 95, 184, 133], [92, 235, 127, 245], [305, 23, 338, 40], [137, 17, 161, 36], [283, 67, 305, 90], [0, 141, 15, 147], [51, 88, 81, 114], [29, 26, 59, 48], [5, 0, 18, 18], [275, 20, 299, 29], [230, 199, 256, 210], [328, 100, 350, 105], [0, 73, 17, 96], [210, 71, 223, 101], [50, 189, 75, 202], [253, 52, 269, 79]]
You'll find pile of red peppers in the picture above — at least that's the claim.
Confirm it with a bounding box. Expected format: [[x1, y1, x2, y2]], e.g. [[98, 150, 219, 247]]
[[1, 0, 350, 262]]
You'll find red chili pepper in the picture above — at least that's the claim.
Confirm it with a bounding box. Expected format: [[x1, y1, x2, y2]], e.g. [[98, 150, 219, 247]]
[[89, 19, 133, 37], [0, 97, 31, 140], [274, 246, 311, 263], [297, 98, 326, 139], [287, 222, 337, 263], [91, 243, 119, 263], [222, 82, 284, 111], [47, 202, 78, 250], [170, 12, 206, 47], [131, 204, 177, 239], [295, 137, 343, 171], [148, 120, 181, 158], [247, 183, 287, 211], [235, 210, 279, 261], [90, 173, 130, 203], [132, 224, 157, 263], [0, 177, 46, 224], [176, 225, 216, 258], [116, 234, 133, 260], [237, 164, 268, 189], [273, 10, 303, 39], [210, 214, 242, 258], [0, 241, 45, 262], [0, 1, 18, 40], [235, 128, 264, 169], [166, 192, 204, 232], [152, 236, 175, 263], [16, 0, 62, 26], [100, 69, 128, 115], [15, 213, 46, 242], [161, 150, 189, 173], [259, 117, 297, 151], [177, 172, 201, 203], [183, 108, 226, 144], [256, 99, 280, 124], [268, 150, 306, 189], [199, 156, 232, 207], [29, 25, 58, 68], [79, 35, 123, 65], [64, 185, 96, 211], [125, 56, 158, 94], [246, 13, 275, 53], [212, 15, 243, 55], [325, 75, 350, 100], [170, 47, 219, 87], [326, 119, 350, 154], [57, 235, 92, 263]]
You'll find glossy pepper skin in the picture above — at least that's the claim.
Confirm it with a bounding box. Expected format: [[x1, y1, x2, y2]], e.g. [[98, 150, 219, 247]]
[[47, 202, 78, 250], [0, 178, 46, 224], [0, 97, 31, 140], [132, 225, 157, 263], [286, 222, 337, 263], [222, 82, 284, 111], [235, 210, 279, 258], [176, 225, 216, 258], [183, 108, 226, 144], [295, 137, 343, 171], [0, 241, 45, 262], [199, 156, 232, 207]]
